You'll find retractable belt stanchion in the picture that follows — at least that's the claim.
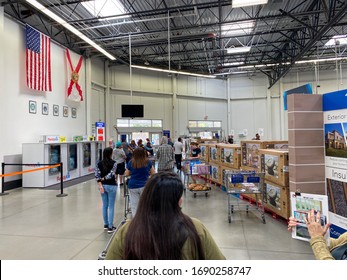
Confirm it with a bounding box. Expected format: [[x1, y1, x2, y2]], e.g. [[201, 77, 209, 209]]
[[1, 162, 68, 197], [56, 162, 67, 197], [1, 162, 9, 196]]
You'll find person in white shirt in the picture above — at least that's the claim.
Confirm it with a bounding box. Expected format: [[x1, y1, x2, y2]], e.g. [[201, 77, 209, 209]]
[[174, 137, 184, 172]]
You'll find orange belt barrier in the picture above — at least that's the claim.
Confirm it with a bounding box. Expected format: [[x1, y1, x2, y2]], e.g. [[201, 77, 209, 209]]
[[0, 164, 61, 178]]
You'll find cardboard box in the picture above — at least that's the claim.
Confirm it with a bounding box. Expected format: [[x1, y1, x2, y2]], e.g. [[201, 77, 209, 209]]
[[259, 149, 289, 186], [208, 144, 219, 164], [264, 180, 290, 219], [240, 140, 288, 171], [199, 144, 209, 162], [208, 163, 221, 184], [218, 144, 241, 169]]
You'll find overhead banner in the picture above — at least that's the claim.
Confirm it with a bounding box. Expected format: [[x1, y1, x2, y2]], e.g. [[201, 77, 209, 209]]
[[323, 89, 347, 238]]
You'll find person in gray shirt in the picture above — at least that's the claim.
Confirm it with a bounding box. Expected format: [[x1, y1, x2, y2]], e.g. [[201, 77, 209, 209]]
[[156, 136, 174, 172]]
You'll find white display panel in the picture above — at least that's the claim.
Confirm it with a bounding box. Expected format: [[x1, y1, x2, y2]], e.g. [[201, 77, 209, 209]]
[[44, 144, 68, 186], [79, 142, 96, 176], [67, 143, 79, 180]]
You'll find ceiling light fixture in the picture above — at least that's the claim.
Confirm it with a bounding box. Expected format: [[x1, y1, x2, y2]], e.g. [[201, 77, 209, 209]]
[[131, 65, 216, 79], [226, 46, 251, 54], [222, 62, 245, 66], [232, 0, 268, 8], [82, 0, 130, 21], [325, 35, 347, 47], [295, 57, 347, 64], [25, 0, 116, 60], [221, 20, 255, 36]]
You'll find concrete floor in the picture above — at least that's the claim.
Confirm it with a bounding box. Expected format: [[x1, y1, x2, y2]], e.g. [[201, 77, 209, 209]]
[[0, 175, 315, 260]]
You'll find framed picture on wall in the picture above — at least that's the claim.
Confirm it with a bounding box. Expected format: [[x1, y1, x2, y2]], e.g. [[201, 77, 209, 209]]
[[63, 106, 69, 117], [53, 105, 59, 116], [42, 103, 49, 115], [29, 100, 37, 114], [71, 108, 77, 118]]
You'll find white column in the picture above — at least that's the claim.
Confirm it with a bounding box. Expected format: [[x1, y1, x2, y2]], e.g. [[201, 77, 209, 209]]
[[104, 60, 112, 141], [172, 75, 177, 139], [266, 88, 272, 139], [227, 77, 231, 136]]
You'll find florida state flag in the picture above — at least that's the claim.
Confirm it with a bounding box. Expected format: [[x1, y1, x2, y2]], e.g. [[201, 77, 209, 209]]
[[66, 49, 83, 101]]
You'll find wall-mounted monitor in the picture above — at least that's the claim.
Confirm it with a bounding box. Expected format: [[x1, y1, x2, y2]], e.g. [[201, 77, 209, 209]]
[[121, 104, 144, 118]]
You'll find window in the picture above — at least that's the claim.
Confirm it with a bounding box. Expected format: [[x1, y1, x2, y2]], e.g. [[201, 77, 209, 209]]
[[189, 121, 197, 127], [188, 120, 221, 128], [214, 121, 222, 127], [117, 119, 129, 127], [116, 119, 162, 128], [199, 132, 213, 139], [130, 119, 151, 127], [152, 120, 162, 127], [188, 120, 222, 134], [198, 121, 213, 128]]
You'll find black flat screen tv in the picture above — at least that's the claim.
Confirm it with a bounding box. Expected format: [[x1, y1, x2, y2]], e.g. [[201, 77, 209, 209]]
[[121, 104, 144, 118]]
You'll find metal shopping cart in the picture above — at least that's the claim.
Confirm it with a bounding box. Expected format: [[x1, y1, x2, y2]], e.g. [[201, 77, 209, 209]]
[[183, 159, 211, 197], [225, 170, 266, 224]]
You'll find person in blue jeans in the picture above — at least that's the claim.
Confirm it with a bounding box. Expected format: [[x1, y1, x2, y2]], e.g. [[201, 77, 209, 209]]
[[95, 147, 118, 233], [125, 148, 155, 217]]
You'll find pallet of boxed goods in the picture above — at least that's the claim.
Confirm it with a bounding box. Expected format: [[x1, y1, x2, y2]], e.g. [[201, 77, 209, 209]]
[[240, 140, 288, 172], [264, 180, 290, 219], [198, 143, 209, 162], [259, 149, 289, 187], [218, 143, 241, 169], [208, 163, 222, 185], [208, 143, 219, 164]]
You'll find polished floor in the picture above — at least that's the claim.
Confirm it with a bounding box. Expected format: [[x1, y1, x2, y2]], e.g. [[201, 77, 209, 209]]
[[0, 174, 315, 260]]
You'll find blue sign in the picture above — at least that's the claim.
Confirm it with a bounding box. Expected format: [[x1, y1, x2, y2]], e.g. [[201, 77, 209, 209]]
[[283, 83, 312, 110], [96, 122, 105, 127], [330, 224, 347, 239], [323, 89, 347, 111], [163, 130, 170, 138]]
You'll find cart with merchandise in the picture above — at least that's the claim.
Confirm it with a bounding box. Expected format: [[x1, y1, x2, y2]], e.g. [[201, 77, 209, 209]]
[[225, 170, 266, 224], [98, 176, 130, 260], [183, 159, 211, 197]]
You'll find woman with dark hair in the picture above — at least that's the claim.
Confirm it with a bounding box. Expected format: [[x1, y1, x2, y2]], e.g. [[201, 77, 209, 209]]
[[125, 148, 155, 217], [95, 147, 118, 233], [106, 172, 225, 260]]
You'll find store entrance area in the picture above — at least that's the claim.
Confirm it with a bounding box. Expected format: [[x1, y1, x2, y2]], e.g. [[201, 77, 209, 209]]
[[0, 176, 314, 260]]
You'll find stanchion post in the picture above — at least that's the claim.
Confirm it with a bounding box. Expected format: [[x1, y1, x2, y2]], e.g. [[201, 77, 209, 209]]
[[1, 162, 9, 196], [56, 162, 67, 197]]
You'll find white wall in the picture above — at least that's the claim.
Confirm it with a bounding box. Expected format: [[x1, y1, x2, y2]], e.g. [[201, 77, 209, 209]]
[[0, 16, 87, 184]]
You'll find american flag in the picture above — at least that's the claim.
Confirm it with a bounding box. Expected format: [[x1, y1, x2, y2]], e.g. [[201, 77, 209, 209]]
[[26, 25, 52, 91]]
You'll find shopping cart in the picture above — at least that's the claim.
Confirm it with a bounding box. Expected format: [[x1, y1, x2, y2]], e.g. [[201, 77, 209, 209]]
[[183, 159, 211, 197], [225, 170, 266, 224]]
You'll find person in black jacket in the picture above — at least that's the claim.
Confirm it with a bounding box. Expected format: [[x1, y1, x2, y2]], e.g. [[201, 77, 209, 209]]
[[95, 147, 118, 233]]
